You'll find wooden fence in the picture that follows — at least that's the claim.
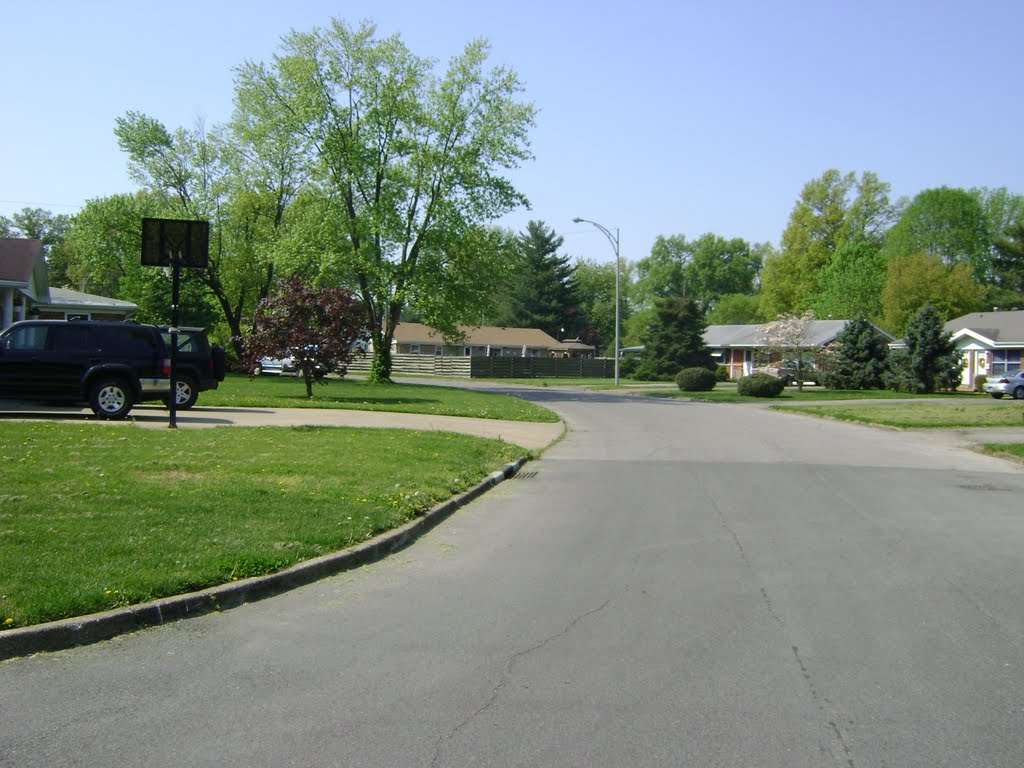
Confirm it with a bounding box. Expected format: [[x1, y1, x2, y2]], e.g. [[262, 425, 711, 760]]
[[345, 354, 615, 379]]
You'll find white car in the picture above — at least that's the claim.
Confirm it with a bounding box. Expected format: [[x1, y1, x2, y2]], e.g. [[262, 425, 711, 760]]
[[254, 356, 297, 376], [983, 369, 1024, 399]]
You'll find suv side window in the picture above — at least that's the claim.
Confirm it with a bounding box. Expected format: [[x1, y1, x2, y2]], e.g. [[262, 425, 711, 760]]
[[2, 324, 48, 351], [93, 325, 160, 357], [50, 325, 95, 353]]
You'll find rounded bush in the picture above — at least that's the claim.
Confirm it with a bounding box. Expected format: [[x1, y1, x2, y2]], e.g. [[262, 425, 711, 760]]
[[675, 367, 717, 392], [737, 372, 786, 398], [973, 374, 987, 393], [714, 365, 729, 382]]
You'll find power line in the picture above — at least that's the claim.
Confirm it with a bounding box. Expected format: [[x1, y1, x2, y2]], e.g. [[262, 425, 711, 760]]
[[0, 199, 81, 210]]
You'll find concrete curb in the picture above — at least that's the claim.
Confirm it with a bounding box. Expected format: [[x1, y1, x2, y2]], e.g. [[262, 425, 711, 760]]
[[0, 457, 528, 662]]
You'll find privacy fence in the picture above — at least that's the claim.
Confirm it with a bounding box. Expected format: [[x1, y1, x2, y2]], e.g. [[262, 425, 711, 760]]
[[346, 354, 616, 379]]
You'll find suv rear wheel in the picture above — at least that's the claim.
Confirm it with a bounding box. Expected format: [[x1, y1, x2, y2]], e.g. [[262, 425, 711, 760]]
[[166, 376, 199, 410], [89, 378, 134, 420]]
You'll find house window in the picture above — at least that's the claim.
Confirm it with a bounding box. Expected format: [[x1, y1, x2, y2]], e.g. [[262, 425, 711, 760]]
[[991, 350, 1021, 374], [410, 344, 421, 355]]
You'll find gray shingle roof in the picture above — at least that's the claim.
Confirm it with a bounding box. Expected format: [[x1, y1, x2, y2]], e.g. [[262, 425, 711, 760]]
[[945, 311, 1024, 344]]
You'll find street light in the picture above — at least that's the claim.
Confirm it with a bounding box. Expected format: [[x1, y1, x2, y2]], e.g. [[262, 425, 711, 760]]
[[573, 217, 620, 386]]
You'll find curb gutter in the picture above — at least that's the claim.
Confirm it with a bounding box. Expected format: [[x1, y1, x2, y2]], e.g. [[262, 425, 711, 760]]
[[0, 457, 528, 662]]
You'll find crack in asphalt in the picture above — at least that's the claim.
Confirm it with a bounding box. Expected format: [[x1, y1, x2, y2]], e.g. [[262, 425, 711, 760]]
[[430, 599, 612, 767], [707, 484, 857, 768]]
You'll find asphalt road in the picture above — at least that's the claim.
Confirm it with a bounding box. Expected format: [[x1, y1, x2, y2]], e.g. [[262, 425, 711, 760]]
[[2, 389, 1024, 767]]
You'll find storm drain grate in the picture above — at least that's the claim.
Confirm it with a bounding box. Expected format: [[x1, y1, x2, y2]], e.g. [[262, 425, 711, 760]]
[[512, 471, 539, 480]]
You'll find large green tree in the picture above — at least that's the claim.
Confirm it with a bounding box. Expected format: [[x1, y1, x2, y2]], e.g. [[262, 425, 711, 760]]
[[235, 19, 535, 382], [632, 295, 712, 381], [570, 257, 629, 354], [115, 98, 306, 354], [57, 193, 216, 326], [991, 220, 1024, 300], [634, 233, 761, 315], [884, 187, 991, 279], [880, 251, 984, 335], [760, 169, 896, 318], [812, 241, 888, 321], [497, 221, 580, 339]]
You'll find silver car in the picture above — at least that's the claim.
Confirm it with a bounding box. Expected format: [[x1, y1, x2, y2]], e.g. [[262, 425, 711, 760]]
[[983, 369, 1024, 399]]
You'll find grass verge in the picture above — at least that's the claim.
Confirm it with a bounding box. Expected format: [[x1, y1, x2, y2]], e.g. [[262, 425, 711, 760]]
[[772, 400, 1024, 428], [982, 443, 1024, 461], [0, 422, 524, 630], [199, 374, 559, 422], [649, 386, 973, 403]]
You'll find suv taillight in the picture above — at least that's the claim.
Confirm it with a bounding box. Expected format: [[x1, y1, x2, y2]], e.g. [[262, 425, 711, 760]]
[[160, 357, 171, 376]]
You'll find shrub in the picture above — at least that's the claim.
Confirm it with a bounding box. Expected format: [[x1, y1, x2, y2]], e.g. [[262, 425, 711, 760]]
[[737, 372, 786, 398], [676, 367, 717, 392], [714, 365, 729, 382], [974, 374, 987, 393]]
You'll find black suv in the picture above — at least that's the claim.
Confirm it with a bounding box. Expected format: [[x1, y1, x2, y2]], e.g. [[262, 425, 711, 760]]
[[0, 320, 171, 419], [157, 327, 227, 409]]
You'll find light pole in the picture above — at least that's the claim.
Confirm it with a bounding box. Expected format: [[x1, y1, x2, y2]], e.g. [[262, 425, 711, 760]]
[[573, 217, 620, 385]]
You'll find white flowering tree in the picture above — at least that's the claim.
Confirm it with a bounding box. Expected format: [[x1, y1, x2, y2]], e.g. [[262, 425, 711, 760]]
[[755, 310, 817, 391]]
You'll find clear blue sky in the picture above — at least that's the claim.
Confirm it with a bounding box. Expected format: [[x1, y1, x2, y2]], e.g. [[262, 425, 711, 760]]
[[2, 0, 1021, 267]]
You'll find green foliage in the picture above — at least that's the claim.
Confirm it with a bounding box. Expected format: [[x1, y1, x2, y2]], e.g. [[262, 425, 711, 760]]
[[57, 193, 219, 327], [570, 257, 628, 354], [235, 20, 536, 382], [883, 304, 962, 393], [706, 292, 762, 324], [991, 220, 1024, 298], [675, 367, 717, 392], [243, 278, 365, 397], [737, 372, 786, 397], [495, 221, 580, 338], [819, 316, 889, 389], [635, 232, 761, 314], [760, 169, 896, 318], [813, 241, 887, 322], [715, 365, 729, 382], [880, 251, 984, 335], [884, 187, 991, 278], [974, 374, 988, 393], [632, 295, 712, 381]]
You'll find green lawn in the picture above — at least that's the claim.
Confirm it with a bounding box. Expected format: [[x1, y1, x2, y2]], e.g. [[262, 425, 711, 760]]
[[649, 384, 973, 403], [772, 400, 1024, 428], [200, 373, 559, 422], [0, 422, 524, 630]]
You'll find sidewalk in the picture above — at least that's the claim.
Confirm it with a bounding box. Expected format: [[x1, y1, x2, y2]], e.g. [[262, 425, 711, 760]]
[[0, 402, 566, 451]]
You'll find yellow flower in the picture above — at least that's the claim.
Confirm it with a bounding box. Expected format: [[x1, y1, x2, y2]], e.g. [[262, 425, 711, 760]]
[[3, 618, 14, 626]]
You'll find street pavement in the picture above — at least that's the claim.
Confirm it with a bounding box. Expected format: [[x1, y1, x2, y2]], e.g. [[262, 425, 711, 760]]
[[2, 388, 1024, 766]]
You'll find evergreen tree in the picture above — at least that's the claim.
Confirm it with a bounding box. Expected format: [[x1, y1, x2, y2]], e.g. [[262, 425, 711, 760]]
[[502, 220, 580, 338], [633, 295, 712, 381], [820, 316, 889, 390], [884, 304, 962, 393]]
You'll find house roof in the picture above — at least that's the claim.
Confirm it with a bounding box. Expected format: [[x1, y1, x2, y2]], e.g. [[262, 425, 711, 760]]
[[46, 287, 137, 313], [394, 322, 560, 348], [704, 320, 858, 349], [945, 310, 1024, 345], [0, 238, 42, 284], [0, 239, 48, 302]]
